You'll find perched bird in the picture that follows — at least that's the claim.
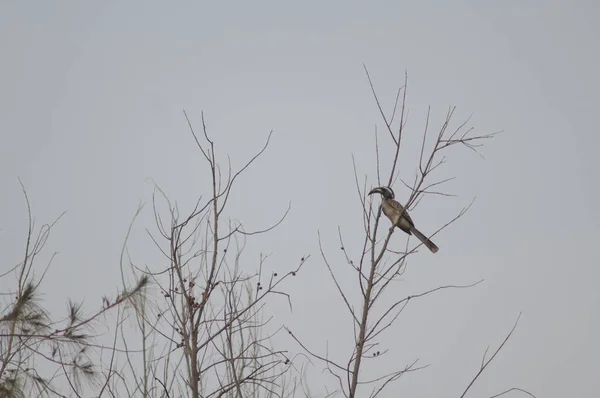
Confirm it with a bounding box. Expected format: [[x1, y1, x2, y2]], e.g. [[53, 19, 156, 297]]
[[368, 186, 439, 253]]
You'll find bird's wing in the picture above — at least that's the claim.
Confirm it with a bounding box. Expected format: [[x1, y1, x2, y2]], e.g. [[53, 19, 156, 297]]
[[389, 199, 415, 226]]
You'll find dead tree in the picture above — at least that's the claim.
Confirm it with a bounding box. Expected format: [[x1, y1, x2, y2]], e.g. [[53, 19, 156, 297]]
[[110, 112, 307, 398], [287, 70, 534, 398]]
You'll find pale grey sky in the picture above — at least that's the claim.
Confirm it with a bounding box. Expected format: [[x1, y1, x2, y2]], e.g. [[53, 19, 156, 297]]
[[1, 1, 599, 397]]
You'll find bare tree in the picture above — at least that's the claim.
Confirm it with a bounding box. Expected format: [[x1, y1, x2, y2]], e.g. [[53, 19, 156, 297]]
[[104, 111, 307, 398], [287, 69, 534, 398]]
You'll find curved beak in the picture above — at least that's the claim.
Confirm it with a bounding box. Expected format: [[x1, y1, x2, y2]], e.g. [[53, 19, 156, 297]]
[[368, 187, 382, 196]]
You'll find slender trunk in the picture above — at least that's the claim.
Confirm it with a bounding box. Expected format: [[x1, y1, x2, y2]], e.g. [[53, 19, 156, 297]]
[[189, 156, 220, 398], [189, 325, 200, 398], [349, 257, 378, 398]]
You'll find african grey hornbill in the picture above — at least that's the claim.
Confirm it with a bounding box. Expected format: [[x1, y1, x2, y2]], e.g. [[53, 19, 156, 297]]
[[368, 186, 439, 253]]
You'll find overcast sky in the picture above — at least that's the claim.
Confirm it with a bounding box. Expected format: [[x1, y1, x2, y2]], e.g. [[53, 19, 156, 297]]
[[1, 1, 599, 397]]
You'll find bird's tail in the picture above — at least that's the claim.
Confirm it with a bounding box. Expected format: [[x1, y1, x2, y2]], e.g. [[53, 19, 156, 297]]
[[410, 227, 439, 253]]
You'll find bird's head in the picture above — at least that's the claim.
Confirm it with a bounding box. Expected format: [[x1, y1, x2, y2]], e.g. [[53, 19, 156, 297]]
[[368, 186, 395, 200]]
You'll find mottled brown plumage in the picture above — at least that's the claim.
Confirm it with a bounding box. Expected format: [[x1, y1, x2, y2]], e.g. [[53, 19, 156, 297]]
[[368, 186, 439, 253]]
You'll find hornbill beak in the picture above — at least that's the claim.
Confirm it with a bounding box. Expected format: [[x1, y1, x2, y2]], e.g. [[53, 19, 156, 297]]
[[368, 187, 382, 196]]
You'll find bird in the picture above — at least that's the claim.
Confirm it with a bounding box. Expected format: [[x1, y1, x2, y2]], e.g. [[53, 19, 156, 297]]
[[368, 186, 439, 253]]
